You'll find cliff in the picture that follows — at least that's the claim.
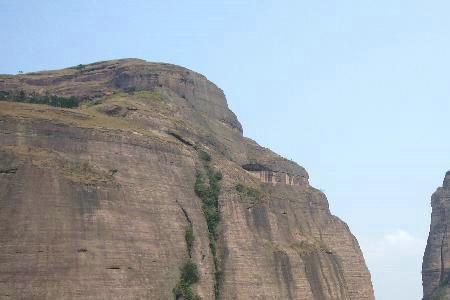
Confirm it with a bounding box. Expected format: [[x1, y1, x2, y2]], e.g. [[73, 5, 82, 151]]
[[423, 172, 450, 300], [0, 59, 374, 299]]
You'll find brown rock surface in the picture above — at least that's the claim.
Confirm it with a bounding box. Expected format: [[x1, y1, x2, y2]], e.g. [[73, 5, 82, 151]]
[[423, 171, 450, 300], [0, 59, 374, 299]]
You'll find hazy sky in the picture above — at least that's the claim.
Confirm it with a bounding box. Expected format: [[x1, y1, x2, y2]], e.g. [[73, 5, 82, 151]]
[[2, 1, 450, 299]]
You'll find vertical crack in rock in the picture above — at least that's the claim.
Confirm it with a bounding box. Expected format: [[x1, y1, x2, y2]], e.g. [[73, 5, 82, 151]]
[[440, 213, 447, 282], [176, 200, 193, 229], [173, 198, 201, 299], [176, 199, 193, 258], [329, 254, 349, 299], [303, 253, 326, 300], [320, 260, 334, 298], [273, 250, 294, 300]]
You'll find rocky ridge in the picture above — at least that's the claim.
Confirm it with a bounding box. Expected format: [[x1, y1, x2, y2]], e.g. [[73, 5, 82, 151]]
[[423, 171, 450, 300], [0, 59, 374, 299]]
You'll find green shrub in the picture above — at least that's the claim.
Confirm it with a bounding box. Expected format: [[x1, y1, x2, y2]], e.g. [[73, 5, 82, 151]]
[[173, 260, 201, 300], [76, 64, 85, 72], [196, 168, 222, 241], [173, 281, 201, 300], [208, 182, 220, 202], [124, 86, 137, 94], [0, 91, 9, 100], [185, 227, 195, 256], [213, 171, 222, 181], [235, 183, 244, 193], [202, 206, 220, 240], [180, 261, 199, 285], [194, 174, 208, 198], [214, 270, 223, 299], [198, 150, 211, 162]]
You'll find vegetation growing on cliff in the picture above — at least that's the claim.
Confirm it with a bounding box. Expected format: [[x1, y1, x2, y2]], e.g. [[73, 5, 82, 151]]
[[432, 287, 446, 300], [197, 150, 211, 162], [0, 90, 78, 108], [195, 170, 222, 241], [235, 183, 262, 202], [173, 260, 201, 300], [174, 220, 200, 299], [185, 227, 195, 257], [75, 64, 86, 72], [292, 240, 331, 256], [194, 149, 222, 299], [431, 273, 450, 300]]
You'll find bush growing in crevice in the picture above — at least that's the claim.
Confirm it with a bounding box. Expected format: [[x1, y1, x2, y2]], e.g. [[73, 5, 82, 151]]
[[180, 261, 199, 285], [193, 149, 223, 299], [197, 149, 211, 162], [185, 227, 195, 258], [195, 170, 222, 242], [213, 268, 222, 299], [173, 260, 201, 300], [174, 205, 200, 299]]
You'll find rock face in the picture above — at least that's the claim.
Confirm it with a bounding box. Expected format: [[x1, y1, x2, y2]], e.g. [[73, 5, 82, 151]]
[[0, 59, 374, 299], [423, 172, 450, 300]]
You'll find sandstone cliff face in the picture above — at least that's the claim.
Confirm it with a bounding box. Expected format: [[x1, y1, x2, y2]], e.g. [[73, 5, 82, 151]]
[[0, 59, 374, 299], [423, 172, 450, 300]]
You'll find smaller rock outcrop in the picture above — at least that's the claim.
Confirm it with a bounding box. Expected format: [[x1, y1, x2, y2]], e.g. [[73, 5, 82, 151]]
[[422, 171, 450, 300]]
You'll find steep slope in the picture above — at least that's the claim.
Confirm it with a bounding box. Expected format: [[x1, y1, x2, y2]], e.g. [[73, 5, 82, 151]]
[[0, 59, 374, 299], [423, 171, 450, 300]]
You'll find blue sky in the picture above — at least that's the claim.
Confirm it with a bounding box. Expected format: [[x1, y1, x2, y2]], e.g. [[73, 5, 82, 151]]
[[2, 1, 450, 299]]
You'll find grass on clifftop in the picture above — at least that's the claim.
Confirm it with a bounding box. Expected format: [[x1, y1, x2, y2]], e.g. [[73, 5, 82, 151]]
[[91, 90, 167, 107], [0, 101, 167, 142]]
